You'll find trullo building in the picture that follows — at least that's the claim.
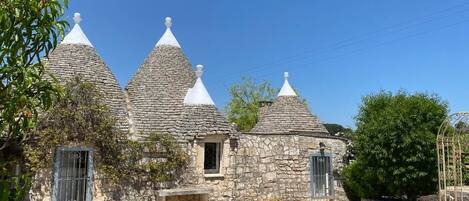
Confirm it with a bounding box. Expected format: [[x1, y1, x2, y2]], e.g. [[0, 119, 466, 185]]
[[30, 13, 348, 201]]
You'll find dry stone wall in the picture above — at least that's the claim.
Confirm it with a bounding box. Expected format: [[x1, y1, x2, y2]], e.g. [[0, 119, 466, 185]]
[[29, 133, 348, 201], [225, 134, 348, 201]]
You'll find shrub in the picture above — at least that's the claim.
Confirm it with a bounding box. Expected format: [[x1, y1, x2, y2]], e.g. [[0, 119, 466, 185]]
[[344, 91, 448, 200]]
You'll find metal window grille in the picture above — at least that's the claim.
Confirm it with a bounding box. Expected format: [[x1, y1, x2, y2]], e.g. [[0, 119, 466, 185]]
[[52, 147, 94, 201], [204, 142, 221, 174], [310, 154, 334, 199]]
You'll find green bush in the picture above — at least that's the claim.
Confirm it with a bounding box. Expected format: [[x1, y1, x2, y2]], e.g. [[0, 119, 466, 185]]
[[342, 161, 384, 200], [344, 91, 448, 200]]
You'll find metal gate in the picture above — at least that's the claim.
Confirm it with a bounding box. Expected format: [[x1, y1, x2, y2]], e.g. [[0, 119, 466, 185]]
[[310, 153, 334, 199], [52, 147, 94, 201]]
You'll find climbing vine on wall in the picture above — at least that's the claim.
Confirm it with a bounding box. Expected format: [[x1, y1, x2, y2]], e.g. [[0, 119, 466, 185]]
[[24, 76, 188, 184], [140, 133, 188, 183]]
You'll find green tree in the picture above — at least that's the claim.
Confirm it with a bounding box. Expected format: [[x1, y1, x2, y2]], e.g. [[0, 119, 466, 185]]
[[0, 1, 68, 199], [324, 123, 353, 137], [225, 77, 278, 132], [344, 91, 448, 200], [0, 0, 68, 151]]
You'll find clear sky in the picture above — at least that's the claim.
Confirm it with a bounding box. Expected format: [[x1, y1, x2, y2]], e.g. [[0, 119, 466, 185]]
[[64, 0, 469, 128]]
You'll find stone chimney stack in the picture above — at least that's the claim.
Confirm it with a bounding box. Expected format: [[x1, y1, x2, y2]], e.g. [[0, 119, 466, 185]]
[[258, 101, 273, 121]]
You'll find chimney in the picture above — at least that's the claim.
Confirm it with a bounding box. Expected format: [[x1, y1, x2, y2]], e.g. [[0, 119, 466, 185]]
[[258, 100, 273, 121]]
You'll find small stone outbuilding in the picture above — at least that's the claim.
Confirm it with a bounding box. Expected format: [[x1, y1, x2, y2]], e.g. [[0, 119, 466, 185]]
[[30, 13, 348, 201], [231, 73, 348, 200]]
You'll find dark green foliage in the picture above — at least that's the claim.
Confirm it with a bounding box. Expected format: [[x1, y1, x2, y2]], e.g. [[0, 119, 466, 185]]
[[140, 133, 188, 183], [225, 77, 278, 132], [324, 123, 353, 137], [344, 91, 448, 200], [0, 1, 68, 200], [343, 161, 383, 200], [0, 0, 68, 151], [24, 76, 136, 182], [0, 170, 31, 201], [25, 77, 188, 184]]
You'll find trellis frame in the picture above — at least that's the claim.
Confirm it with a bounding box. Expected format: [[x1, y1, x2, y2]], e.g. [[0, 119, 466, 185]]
[[437, 112, 469, 201]]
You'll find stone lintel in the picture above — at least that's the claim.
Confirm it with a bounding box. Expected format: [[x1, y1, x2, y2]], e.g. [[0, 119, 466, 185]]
[[157, 186, 213, 197]]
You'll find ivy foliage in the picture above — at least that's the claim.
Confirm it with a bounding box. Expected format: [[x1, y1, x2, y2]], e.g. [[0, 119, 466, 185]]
[[25, 76, 188, 184], [0, 0, 68, 151], [140, 134, 188, 183], [343, 90, 448, 200]]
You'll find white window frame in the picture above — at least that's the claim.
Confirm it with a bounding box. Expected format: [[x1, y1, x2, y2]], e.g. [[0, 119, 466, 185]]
[[203, 139, 224, 175]]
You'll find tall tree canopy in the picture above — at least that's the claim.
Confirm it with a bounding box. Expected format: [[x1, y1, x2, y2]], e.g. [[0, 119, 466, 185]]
[[225, 77, 278, 132], [343, 91, 448, 200], [0, 0, 68, 151]]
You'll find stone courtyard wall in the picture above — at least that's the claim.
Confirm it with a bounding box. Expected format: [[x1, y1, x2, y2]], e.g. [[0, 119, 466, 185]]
[[28, 133, 348, 201], [225, 133, 348, 201]]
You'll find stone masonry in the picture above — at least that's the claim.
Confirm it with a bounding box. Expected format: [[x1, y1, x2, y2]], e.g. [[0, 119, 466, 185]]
[[251, 96, 328, 134], [31, 15, 350, 201], [125, 45, 196, 136], [46, 44, 129, 131], [227, 134, 347, 201]]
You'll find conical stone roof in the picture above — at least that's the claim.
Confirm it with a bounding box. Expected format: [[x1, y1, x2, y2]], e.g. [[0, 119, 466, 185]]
[[125, 17, 195, 135], [251, 72, 328, 134], [177, 65, 232, 141], [178, 105, 233, 140], [46, 13, 129, 131]]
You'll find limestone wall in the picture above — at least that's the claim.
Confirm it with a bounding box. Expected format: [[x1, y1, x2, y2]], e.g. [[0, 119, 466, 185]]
[[28, 134, 348, 201], [226, 134, 348, 201]]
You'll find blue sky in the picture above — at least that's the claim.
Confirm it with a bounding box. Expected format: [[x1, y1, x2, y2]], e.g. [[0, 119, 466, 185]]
[[64, 0, 469, 128]]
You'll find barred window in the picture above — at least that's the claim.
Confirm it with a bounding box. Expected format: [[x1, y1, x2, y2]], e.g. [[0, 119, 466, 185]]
[[52, 148, 93, 201], [311, 154, 334, 198]]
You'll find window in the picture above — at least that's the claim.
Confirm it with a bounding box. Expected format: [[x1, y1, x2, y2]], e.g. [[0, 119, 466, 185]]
[[52, 148, 93, 201], [310, 154, 334, 198], [204, 142, 221, 174]]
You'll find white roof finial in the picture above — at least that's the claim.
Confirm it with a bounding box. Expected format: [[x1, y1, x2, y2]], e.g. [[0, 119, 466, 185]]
[[196, 64, 203, 78], [156, 17, 181, 48], [73, 13, 82, 24], [165, 17, 172, 28], [183, 64, 215, 105], [278, 71, 297, 97], [61, 12, 93, 47]]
